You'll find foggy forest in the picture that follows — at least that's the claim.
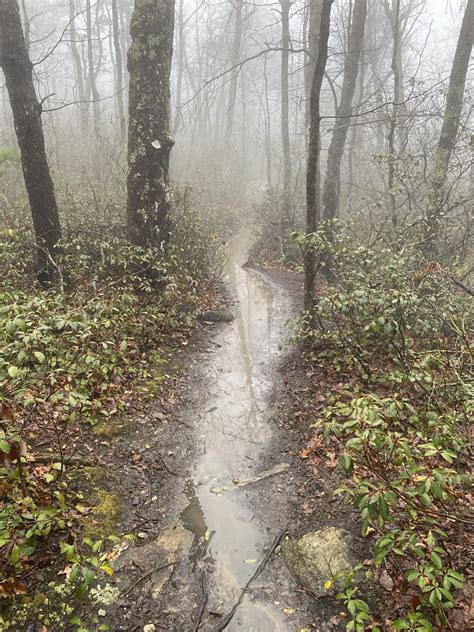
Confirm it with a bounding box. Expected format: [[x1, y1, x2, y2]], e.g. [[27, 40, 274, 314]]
[[0, 0, 472, 630]]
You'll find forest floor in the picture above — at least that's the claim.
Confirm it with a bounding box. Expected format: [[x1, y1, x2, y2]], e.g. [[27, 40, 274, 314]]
[[75, 232, 368, 632]]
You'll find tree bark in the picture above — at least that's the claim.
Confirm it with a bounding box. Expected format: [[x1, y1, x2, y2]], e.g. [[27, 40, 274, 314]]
[[264, 52, 272, 189], [304, 0, 323, 144], [111, 0, 126, 137], [173, 0, 185, 135], [280, 0, 292, 226], [69, 0, 88, 137], [224, 0, 243, 144], [85, 0, 101, 134], [347, 40, 365, 213], [126, 0, 175, 249], [384, 0, 402, 228], [322, 0, 367, 221], [20, 0, 29, 51], [426, 0, 473, 245], [304, 0, 333, 310], [0, 0, 62, 285]]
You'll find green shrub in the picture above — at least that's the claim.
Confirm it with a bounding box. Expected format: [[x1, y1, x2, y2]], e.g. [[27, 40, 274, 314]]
[[296, 222, 472, 629]]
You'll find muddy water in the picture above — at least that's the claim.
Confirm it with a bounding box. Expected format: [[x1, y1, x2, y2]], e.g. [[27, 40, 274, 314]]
[[181, 233, 294, 630]]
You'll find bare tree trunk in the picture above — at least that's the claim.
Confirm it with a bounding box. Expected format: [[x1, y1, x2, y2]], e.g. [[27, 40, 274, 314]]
[[264, 53, 272, 189], [384, 0, 402, 228], [111, 0, 126, 137], [0, 0, 62, 285], [69, 0, 88, 137], [126, 0, 175, 249], [304, 0, 323, 142], [20, 0, 29, 51], [173, 0, 185, 135], [322, 0, 367, 221], [425, 0, 473, 245], [304, 0, 333, 310], [347, 42, 365, 213], [241, 69, 247, 183], [86, 0, 101, 133], [383, 0, 407, 154], [224, 0, 243, 144], [280, 0, 292, 226], [119, 0, 131, 116]]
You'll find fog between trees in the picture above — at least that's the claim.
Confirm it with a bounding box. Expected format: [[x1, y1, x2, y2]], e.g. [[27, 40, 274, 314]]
[[0, 0, 471, 252]]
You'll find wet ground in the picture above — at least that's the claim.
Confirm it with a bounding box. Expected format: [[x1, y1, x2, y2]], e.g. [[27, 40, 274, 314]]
[[96, 232, 359, 631], [177, 232, 296, 630]]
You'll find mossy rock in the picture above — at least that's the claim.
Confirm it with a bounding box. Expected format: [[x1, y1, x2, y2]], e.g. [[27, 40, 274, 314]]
[[282, 527, 354, 597]]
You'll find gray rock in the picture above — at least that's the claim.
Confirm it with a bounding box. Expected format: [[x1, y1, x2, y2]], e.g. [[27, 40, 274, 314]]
[[114, 524, 193, 599], [282, 527, 354, 597]]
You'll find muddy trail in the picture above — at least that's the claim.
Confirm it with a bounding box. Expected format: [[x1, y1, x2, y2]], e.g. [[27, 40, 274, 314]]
[[99, 232, 355, 631]]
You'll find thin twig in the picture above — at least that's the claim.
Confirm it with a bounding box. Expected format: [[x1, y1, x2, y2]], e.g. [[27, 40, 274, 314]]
[[216, 531, 286, 631], [122, 561, 176, 598], [193, 570, 208, 632], [159, 453, 180, 476]]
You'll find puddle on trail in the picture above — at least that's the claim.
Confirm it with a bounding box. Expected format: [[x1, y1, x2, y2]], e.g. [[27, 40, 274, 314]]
[[180, 232, 294, 630]]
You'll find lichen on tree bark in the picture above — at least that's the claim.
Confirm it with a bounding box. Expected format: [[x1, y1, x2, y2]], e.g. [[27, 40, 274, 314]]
[[126, 0, 176, 249]]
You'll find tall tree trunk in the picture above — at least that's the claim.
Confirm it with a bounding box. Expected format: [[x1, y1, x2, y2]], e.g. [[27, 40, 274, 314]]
[[0, 0, 62, 285], [425, 0, 473, 246], [69, 0, 88, 137], [20, 0, 29, 51], [111, 0, 126, 137], [173, 0, 185, 135], [126, 0, 175, 249], [86, 0, 101, 133], [224, 0, 243, 144], [384, 0, 402, 228], [347, 41, 365, 213], [119, 0, 131, 115], [264, 53, 272, 189], [304, 0, 333, 310], [322, 0, 367, 221], [280, 0, 292, 226], [383, 0, 407, 154], [304, 0, 323, 144]]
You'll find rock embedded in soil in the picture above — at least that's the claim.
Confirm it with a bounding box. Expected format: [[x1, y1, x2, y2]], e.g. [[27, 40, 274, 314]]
[[113, 524, 193, 599], [282, 527, 354, 597]]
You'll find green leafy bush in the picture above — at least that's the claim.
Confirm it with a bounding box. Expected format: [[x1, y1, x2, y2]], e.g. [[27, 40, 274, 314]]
[[0, 201, 220, 613], [297, 223, 472, 630]]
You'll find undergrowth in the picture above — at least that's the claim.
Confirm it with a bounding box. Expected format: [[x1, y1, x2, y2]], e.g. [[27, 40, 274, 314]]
[[296, 223, 472, 631], [0, 198, 223, 628]]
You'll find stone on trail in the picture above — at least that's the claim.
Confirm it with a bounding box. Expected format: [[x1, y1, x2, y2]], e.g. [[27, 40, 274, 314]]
[[282, 527, 353, 597], [114, 524, 193, 599]]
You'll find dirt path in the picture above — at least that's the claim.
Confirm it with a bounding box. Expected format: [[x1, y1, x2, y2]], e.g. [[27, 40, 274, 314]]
[[99, 232, 341, 631]]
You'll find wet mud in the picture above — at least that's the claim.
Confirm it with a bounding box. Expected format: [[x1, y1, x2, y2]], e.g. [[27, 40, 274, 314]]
[[101, 232, 345, 632], [177, 232, 295, 629]]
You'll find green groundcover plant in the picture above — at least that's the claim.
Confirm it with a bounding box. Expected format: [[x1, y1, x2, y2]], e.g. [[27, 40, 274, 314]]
[[295, 222, 472, 631]]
